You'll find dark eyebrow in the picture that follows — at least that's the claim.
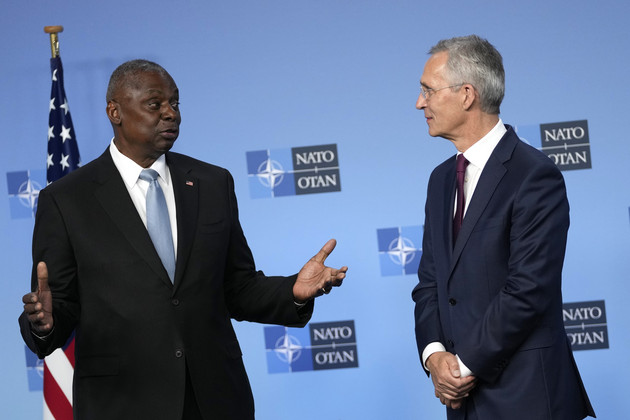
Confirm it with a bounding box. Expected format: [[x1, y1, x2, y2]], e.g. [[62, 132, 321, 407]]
[[144, 88, 179, 101]]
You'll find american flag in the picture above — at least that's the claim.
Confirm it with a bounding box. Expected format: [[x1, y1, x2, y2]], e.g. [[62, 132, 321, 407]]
[[43, 55, 80, 419], [47, 56, 80, 182]]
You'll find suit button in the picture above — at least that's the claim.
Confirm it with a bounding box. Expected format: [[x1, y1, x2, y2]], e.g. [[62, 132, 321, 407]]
[[449, 298, 457, 306], [175, 349, 184, 358], [171, 299, 180, 306], [447, 339, 454, 348]]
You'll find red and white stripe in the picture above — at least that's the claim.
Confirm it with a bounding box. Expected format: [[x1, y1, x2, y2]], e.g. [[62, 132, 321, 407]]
[[43, 338, 75, 419]]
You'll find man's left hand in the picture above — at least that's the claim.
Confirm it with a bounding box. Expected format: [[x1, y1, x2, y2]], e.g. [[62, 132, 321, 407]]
[[293, 239, 348, 303]]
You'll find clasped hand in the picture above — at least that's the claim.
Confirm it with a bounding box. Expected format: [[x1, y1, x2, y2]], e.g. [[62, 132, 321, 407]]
[[427, 351, 477, 410]]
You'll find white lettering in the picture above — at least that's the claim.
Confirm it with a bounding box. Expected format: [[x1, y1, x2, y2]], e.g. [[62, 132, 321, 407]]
[[543, 127, 586, 142], [567, 331, 605, 346], [295, 150, 335, 165], [547, 151, 588, 166], [297, 174, 338, 189], [562, 306, 603, 322], [314, 350, 355, 364], [312, 326, 353, 341]]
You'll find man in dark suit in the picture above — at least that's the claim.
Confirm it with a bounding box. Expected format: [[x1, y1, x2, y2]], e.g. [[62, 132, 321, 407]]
[[20, 59, 347, 419], [412, 35, 595, 419]]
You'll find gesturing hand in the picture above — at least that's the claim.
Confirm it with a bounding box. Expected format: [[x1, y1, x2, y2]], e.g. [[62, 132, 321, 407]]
[[22, 261, 54, 335], [292, 239, 348, 303]]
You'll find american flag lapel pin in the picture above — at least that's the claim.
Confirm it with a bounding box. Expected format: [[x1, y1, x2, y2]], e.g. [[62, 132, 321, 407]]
[[185, 180, 194, 187]]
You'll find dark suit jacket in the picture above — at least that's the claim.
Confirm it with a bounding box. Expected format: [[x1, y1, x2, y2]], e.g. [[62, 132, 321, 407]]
[[20, 148, 313, 419], [412, 126, 595, 419]]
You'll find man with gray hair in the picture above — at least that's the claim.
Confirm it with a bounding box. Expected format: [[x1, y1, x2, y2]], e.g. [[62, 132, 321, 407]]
[[412, 35, 595, 419]]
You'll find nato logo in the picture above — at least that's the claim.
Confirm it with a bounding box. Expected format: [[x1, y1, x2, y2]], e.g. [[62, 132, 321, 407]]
[[264, 320, 358, 374], [516, 120, 591, 171], [377, 226, 422, 276], [24, 347, 43, 391], [246, 144, 341, 198], [6, 170, 45, 219], [563, 300, 608, 351]]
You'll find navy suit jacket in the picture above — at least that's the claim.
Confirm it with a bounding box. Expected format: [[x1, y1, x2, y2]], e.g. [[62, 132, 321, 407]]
[[412, 126, 595, 419], [20, 148, 313, 419]]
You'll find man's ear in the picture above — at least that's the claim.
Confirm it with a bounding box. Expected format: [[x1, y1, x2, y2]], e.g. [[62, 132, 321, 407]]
[[461, 84, 476, 111], [106, 100, 121, 125]]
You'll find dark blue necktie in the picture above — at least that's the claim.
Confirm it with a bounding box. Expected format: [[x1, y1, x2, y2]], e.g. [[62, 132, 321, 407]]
[[453, 154, 469, 244], [139, 169, 175, 282]]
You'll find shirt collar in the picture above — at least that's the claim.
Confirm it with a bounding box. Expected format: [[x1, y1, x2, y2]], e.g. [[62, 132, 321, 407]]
[[462, 119, 507, 171], [108, 138, 171, 188]]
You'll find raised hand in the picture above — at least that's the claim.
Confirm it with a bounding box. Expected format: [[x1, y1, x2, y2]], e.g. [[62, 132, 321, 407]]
[[292, 239, 348, 303], [22, 261, 54, 335]]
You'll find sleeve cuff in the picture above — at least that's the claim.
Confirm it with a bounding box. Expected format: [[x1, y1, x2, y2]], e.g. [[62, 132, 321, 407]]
[[31, 326, 54, 341], [456, 355, 473, 378], [422, 342, 446, 371]]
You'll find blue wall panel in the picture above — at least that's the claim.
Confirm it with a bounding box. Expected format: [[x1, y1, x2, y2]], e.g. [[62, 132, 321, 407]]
[[1, 1, 628, 418]]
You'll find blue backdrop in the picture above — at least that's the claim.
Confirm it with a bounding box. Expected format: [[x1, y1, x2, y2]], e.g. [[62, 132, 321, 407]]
[[2, 1, 628, 418]]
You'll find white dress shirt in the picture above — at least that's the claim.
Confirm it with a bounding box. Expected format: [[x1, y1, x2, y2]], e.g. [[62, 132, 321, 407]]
[[422, 120, 507, 377], [109, 139, 178, 258]]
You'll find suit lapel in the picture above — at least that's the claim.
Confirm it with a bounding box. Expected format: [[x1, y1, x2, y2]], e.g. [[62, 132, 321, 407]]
[[167, 154, 199, 291], [448, 128, 518, 278], [91, 151, 174, 288]]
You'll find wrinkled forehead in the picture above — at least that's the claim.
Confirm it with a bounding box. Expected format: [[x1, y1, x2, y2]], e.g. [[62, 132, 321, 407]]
[[116, 70, 178, 98], [421, 52, 449, 87]]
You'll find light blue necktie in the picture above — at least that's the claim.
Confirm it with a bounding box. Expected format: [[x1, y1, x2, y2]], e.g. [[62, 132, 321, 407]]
[[139, 169, 175, 282]]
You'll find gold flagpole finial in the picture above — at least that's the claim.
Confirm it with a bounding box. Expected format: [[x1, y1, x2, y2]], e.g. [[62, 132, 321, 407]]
[[44, 26, 64, 58]]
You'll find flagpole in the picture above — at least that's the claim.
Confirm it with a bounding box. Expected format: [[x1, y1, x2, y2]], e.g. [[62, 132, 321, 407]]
[[42, 24, 78, 420], [44, 25, 64, 58]]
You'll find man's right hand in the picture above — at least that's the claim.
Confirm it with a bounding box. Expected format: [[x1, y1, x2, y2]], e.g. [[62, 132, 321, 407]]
[[426, 351, 476, 409], [22, 262, 54, 336]]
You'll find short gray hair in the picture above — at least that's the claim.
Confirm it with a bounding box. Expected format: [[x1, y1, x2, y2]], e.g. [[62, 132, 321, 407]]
[[106, 59, 172, 102], [429, 35, 504, 114]]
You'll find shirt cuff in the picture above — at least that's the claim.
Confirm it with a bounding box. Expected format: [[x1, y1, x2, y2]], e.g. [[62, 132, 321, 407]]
[[422, 342, 446, 371], [422, 342, 474, 378], [456, 355, 473, 378]]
